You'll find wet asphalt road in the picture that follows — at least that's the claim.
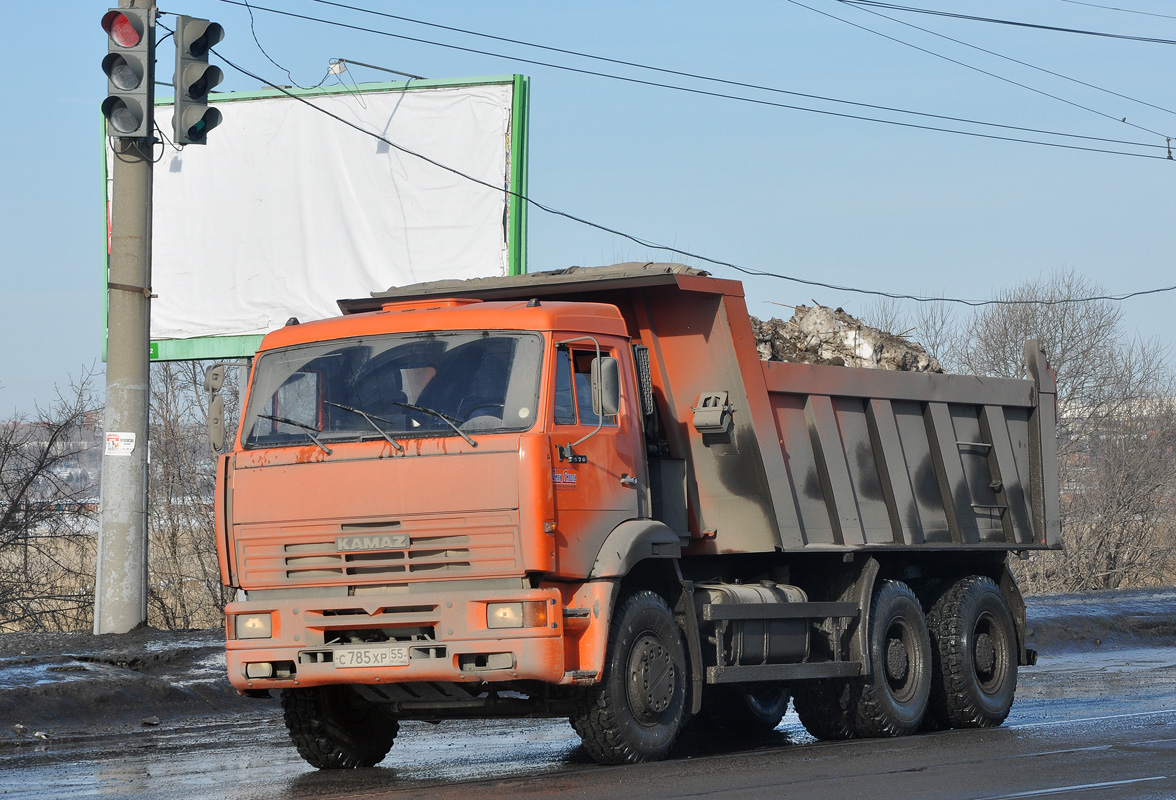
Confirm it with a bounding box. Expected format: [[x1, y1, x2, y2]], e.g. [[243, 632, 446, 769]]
[[5, 645, 1176, 800]]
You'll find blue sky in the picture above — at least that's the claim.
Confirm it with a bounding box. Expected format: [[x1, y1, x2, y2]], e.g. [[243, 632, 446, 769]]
[[4, 0, 1173, 413]]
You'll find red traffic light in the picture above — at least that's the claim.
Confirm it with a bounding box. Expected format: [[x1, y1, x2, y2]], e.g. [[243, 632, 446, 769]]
[[101, 10, 143, 48]]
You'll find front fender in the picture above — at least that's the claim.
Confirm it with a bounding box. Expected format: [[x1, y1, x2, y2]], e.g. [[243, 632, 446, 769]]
[[588, 520, 681, 579]]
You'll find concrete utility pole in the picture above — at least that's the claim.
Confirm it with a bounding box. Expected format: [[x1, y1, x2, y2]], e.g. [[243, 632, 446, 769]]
[[95, 0, 156, 634]]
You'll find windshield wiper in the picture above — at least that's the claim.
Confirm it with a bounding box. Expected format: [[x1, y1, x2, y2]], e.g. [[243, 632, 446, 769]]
[[389, 401, 478, 448], [258, 414, 333, 455], [324, 401, 404, 452]]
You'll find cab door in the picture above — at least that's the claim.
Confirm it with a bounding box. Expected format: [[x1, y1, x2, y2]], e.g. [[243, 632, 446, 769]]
[[549, 338, 645, 578]]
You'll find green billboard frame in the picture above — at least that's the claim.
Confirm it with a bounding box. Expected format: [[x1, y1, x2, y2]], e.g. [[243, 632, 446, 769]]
[[102, 75, 530, 362]]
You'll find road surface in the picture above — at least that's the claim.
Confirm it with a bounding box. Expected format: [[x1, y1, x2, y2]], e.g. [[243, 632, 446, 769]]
[[4, 642, 1175, 800]]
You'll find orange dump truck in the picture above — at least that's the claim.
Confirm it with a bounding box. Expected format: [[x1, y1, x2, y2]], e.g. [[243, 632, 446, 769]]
[[209, 263, 1060, 768]]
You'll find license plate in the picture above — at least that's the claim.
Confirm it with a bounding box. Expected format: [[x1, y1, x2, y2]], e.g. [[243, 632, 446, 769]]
[[333, 645, 410, 668]]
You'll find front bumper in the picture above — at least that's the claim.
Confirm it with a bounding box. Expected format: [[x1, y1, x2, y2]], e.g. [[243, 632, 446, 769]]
[[225, 586, 565, 692]]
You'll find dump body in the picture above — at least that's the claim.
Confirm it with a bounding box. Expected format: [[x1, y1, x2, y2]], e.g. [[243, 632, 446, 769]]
[[341, 262, 1060, 557], [217, 262, 1060, 767]]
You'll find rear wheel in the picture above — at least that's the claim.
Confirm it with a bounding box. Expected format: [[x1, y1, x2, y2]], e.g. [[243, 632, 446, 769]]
[[852, 579, 931, 737], [570, 590, 689, 764], [927, 575, 1018, 728], [281, 685, 398, 769], [793, 679, 857, 740], [697, 683, 790, 734]]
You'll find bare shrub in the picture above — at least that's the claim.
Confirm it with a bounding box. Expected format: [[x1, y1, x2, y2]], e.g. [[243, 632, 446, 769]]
[[910, 299, 960, 372], [861, 296, 960, 371], [955, 268, 1176, 593], [0, 375, 101, 632], [861, 296, 910, 338], [1054, 394, 1176, 590], [147, 361, 241, 630]]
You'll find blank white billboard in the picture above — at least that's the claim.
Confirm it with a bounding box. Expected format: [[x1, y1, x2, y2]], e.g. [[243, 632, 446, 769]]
[[102, 76, 529, 360]]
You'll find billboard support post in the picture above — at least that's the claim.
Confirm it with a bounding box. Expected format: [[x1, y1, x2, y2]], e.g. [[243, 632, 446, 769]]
[[95, 0, 155, 634]]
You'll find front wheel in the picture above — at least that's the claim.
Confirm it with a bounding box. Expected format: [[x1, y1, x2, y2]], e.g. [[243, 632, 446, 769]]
[[927, 575, 1018, 728], [281, 686, 399, 769], [570, 590, 689, 764]]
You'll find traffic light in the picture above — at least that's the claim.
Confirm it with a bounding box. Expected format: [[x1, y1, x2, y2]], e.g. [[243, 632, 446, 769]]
[[101, 8, 153, 138], [173, 16, 224, 145]]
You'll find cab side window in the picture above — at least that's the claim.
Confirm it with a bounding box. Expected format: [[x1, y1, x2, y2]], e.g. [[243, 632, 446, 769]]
[[553, 347, 618, 427]]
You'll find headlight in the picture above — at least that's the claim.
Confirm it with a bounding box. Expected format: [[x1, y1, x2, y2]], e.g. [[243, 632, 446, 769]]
[[487, 601, 548, 629], [235, 613, 273, 639]]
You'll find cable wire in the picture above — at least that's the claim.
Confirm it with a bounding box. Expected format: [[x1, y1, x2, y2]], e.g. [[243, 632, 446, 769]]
[[310, 0, 1173, 125], [836, 0, 1176, 128], [793, 0, 1172, 141], [1056, 0, 1176, 21], [240, 0, 333, 90], [840, 1, 1176, 45], [195, 37, 1176, 308], [210, 0, 1165, 154]]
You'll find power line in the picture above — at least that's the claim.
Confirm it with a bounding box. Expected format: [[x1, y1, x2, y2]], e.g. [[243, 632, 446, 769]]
[[210, 0, 1165, 154], [792, 0, 1172, 141], [314, 0, 1174, 137], [840, 1, 1176, 45], [836, 0, 1176, 127], [187, 33, 1176, 309], [239, 0, 332, 90], [1056, 0, 1176, 21]]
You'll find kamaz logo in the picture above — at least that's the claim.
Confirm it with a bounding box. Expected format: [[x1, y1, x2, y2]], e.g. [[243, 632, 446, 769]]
[[335, 533, 410, 552]]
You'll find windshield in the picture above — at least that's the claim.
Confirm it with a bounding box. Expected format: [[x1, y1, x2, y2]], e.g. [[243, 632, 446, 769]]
[[241, 331, 544, 450]]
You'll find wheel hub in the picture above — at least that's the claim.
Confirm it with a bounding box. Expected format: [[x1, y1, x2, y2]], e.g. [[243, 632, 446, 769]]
[[628, 634, 675, 723], [974, 632, 996, 676], [885, 637, 910, 683]]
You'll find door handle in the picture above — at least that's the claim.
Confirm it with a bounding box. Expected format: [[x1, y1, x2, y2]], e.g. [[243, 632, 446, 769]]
[[620, 474, 637, 487]]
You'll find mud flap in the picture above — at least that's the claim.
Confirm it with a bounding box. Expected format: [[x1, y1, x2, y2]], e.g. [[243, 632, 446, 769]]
[[998, 564, 1034, 666], [672, 563, 705, 715]]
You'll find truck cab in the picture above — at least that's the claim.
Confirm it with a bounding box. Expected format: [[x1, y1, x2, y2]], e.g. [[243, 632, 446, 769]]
[[218, 296, 652, 697]]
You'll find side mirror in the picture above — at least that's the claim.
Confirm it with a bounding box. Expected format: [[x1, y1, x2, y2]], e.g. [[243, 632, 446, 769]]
[[204, 364, 226, 393], [208, 393, 225, 453], [591, 356, 621, 417]]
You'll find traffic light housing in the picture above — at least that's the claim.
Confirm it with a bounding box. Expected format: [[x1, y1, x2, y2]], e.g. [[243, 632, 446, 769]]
[[101, 8, 154, 139], [173, 16, 224, 145]]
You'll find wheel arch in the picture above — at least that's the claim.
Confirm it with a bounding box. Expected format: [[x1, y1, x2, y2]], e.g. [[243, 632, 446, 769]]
[[589, 522, 703, 717], [580, 520, 697, 713], [588, 519, 681, 580]]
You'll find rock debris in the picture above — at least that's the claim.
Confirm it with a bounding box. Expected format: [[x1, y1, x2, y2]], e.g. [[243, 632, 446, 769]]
[[751, 305, 942, 372]]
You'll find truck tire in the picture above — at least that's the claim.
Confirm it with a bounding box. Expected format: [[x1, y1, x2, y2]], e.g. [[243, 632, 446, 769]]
[[570, 590, 689, 764], [927, 575, 1017, 728], [697, 683, 790, 734], [793, 679, 857, 740], [281, 686, 399, 769], [852, 579, 931, 737]]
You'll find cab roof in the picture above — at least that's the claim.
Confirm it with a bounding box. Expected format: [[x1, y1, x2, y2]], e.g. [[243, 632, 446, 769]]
[[258, 299, 629, 352]]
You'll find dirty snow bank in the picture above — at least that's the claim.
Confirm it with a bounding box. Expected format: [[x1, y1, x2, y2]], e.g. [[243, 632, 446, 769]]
[[1025, 587, 1176, 654], [0, 627, 275, 744], [751, 306, 942, 372]]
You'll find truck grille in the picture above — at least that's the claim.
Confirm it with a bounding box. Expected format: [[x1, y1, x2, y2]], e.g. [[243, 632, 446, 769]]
[[236, 512, 520, 588]]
